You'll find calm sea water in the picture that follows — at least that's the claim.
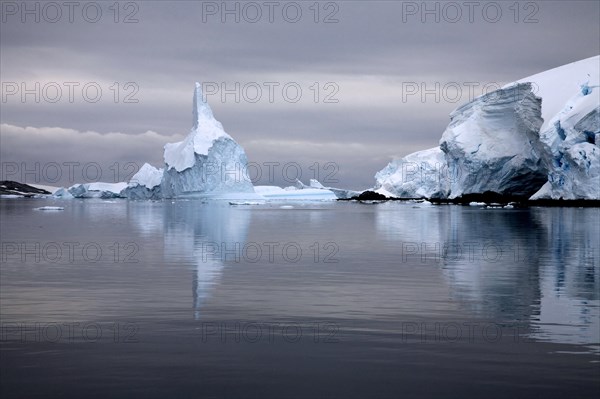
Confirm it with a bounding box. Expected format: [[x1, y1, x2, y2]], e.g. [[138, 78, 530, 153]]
[[1, 198, 599, 398]]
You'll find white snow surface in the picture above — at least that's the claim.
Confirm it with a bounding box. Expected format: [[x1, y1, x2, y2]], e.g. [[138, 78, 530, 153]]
[[129, 163, 163, 189], [507, 55, 599, 131]]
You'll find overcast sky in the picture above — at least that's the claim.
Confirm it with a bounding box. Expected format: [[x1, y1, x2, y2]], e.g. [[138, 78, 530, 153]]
[[1, 0, 599, 188]]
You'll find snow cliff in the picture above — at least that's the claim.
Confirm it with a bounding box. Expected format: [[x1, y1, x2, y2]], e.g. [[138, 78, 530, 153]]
[[375, 56, 600, 201]]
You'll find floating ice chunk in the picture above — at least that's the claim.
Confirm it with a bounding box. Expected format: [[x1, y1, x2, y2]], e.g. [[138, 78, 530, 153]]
[[68, 182, 127, 198], [53, 187, 74, 199], [254, 185, 336, 200]]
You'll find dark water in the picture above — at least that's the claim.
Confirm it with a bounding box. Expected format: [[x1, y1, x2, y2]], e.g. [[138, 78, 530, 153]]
[[1, 198, 599, 398]]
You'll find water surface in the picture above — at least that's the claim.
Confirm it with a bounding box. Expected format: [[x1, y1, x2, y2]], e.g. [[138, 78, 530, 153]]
[[1, 199, 598, 398]]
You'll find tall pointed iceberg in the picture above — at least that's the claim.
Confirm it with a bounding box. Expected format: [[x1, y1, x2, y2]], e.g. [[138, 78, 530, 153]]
[[124, 83, 255, 199]]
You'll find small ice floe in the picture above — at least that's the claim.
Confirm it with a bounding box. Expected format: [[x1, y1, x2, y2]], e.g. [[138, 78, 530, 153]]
[[34, 206, 64, 211], [229, 201, 264, 206], [411, 200, 432, 207], [469, 202, 486, 206], [279, 205, 294, 209]]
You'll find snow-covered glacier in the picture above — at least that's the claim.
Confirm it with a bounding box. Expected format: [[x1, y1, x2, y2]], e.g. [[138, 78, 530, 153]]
[[122, 83, 255, 199], [375, 56, 600, 201]]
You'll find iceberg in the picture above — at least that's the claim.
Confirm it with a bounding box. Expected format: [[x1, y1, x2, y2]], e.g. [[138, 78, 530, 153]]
[[254, 185, 337, 200], [374, 56, 600, 201], [374, 147, 449, 199], [53, 187, 74, 199], [122, 163, 164, 200], [159, 83, 255, 198], [119, 83, 256, 199], [295, 179, 362, 199], [66, 182, 128, 198]]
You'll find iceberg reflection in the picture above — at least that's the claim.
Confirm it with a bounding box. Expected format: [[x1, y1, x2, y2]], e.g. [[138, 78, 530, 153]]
[[375, 204, 599, 352], [130, 200, 251, 318]]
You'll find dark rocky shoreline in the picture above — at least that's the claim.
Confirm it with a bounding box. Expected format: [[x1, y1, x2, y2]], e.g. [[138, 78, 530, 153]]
[[341, 190, 600, 207], [0, 181, 50, 197]]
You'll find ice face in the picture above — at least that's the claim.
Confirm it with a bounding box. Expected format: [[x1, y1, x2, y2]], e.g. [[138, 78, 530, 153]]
[[531, 104, 600, 200], [439, 83, 546, 199], [161, 137, 254, 198]]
